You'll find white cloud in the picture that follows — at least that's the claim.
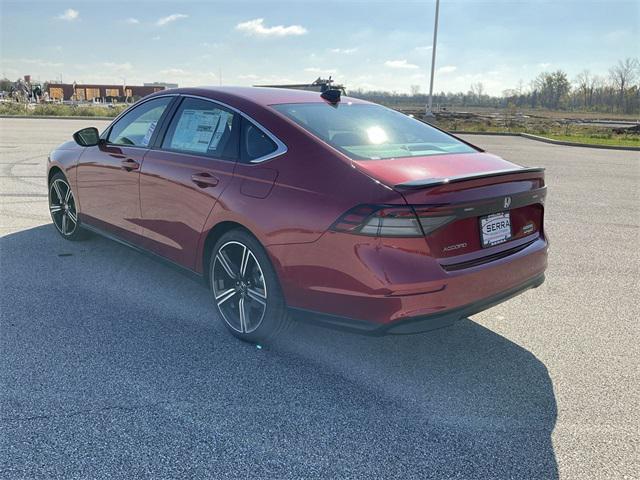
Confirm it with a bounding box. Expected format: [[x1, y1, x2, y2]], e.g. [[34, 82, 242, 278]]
[[603, 29, 632, 43], [156, 69, 218, 86], [156, 14, 188, 27], [304, 67, 337, 74], [329, 47, 358, 54], [125, 18, 139, 24], [537, 62, 551, 69], [160, 68, 188, 75], [351, 74, 374, 82], [384, 59, 419, 70], [236, 18, 307, 37], [152, 36, 161, 41], [437, 65, 457, 74], [245, 74, 295, 85], [56, 9, 79, 21], [238, 74, 259, 80], [414, 45, 433, 52], [21, 58, 63, 67], [102, 62, 133, 72]]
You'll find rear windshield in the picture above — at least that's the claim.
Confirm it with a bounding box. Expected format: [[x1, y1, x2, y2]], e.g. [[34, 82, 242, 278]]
[[272, 102, 476, 160]]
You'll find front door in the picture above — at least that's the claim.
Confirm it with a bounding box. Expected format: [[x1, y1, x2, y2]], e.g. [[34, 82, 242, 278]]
[[139, 97, 240, 269], [76, 96, 174, 244]]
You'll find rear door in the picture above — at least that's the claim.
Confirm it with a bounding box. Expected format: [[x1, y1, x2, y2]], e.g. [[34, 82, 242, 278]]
[[139, 96, 240, 268], [76, 96, 175, 244]]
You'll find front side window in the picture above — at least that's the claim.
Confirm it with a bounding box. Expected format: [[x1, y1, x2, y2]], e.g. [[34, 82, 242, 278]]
[[272, 103, 476, 160], [108, 97, 173, 147], [162, 98, 240, 159]]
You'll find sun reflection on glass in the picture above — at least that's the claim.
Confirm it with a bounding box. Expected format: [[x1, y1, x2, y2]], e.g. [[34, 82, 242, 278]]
[[366, 126, 388, 144]]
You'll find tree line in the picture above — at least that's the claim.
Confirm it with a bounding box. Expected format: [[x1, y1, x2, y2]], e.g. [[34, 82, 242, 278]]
[[350, 58, 640, 115]]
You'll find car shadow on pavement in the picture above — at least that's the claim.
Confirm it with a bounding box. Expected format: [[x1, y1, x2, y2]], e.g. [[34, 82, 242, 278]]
[[1, 225, 558, 480]]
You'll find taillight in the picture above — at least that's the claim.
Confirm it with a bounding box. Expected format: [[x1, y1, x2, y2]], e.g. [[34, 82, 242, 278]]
[[330, 205, 455, 237], [413, 207, 456, 234]]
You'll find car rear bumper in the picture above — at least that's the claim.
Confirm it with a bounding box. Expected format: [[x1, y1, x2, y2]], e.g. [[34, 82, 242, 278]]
[[270, 232, 548, 331], [289, 272, 545, 335]]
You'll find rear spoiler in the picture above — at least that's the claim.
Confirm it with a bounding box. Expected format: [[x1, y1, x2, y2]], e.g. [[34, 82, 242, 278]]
[[394, 167, 545, 190]]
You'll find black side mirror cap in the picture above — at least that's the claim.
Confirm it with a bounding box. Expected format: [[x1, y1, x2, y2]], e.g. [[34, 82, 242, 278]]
[[73, 127, 101, 147]]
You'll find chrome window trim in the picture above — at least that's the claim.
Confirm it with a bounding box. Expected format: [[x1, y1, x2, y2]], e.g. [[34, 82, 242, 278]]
[[180, 94, 288, 164]]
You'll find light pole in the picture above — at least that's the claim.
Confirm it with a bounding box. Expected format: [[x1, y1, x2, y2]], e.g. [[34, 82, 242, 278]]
[[425, 0, 440, 119]]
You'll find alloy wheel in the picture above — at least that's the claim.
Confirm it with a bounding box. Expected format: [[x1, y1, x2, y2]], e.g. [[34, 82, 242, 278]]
[[49, 178, 78, 236], [212, 241, 268, 334]]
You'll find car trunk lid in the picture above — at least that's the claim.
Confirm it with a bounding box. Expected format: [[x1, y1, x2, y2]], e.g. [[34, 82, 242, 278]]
[[353, 152, 546, 267], [351, 151, 522, 188]]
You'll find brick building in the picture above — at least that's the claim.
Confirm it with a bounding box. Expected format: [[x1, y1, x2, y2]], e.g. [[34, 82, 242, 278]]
[[46, 83, 167, 102]]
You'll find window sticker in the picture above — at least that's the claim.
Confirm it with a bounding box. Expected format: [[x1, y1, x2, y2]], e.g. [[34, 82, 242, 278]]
[[141, 121, 157, 147], [208, 111, 232, 151], [171, 109, 226, 153]]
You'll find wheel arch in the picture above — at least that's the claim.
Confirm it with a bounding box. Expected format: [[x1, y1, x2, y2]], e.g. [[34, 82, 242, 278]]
[[201, 221, 257, 284], [48, 166, 64, 185]]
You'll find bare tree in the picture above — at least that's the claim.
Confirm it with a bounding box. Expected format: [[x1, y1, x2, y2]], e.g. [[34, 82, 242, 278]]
[[574, 70, 592, 109], [410, 84, 421, 96], [587, 73, 599, 107], [470, 82, 484, 99], [535, 71, 570, 109], [589, 75, 610, 111], [609, 57, 639, 111]]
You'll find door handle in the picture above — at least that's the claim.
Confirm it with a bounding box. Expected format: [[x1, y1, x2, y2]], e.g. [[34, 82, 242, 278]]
[[191, 173, 219, 188], [121, 158, 140, 171]]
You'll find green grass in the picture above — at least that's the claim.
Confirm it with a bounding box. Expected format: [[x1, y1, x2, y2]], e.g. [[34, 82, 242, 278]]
[[541, 133, 640, 147]]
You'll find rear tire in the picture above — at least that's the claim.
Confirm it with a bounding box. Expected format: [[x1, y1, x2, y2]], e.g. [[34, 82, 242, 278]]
[[209, 229, 290, 343], [48, 172, 88, 241]]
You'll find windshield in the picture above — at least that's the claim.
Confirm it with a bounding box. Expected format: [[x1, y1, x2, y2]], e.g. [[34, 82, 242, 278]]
[[272, 102, 476, 160]]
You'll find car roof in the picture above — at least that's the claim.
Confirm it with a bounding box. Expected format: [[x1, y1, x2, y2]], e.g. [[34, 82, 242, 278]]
[[156, 86, 371, 107]]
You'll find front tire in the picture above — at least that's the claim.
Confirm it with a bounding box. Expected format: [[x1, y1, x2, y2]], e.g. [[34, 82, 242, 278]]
[[48, 172, 87, 241], [209, 229, 290, 343]]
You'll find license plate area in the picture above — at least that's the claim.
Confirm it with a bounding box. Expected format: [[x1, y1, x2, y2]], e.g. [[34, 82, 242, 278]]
[[479, 211, 512, 248]]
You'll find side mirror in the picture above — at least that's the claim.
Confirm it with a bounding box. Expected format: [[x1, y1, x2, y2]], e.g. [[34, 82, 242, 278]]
[[73, 127, 101, 147]]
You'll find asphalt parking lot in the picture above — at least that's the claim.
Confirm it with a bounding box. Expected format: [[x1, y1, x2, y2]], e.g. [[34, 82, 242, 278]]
[[1, 117, 638, 479]]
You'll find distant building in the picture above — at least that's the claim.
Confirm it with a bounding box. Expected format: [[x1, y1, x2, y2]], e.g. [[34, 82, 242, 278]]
[[144, 82, 179, 89], [46, 83, 166, 102]]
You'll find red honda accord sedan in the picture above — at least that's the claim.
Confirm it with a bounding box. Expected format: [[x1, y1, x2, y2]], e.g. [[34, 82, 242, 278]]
[[47, 87, 547, 342]]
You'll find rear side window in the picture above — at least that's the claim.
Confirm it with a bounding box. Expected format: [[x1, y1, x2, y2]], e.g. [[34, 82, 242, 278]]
[[162, 98, 240, 160], [108, 97, 172, 147], [241, 118, 278, 163]]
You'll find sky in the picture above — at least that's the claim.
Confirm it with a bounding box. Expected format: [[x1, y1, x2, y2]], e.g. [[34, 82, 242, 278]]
[[0, 0, 638, 95]]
